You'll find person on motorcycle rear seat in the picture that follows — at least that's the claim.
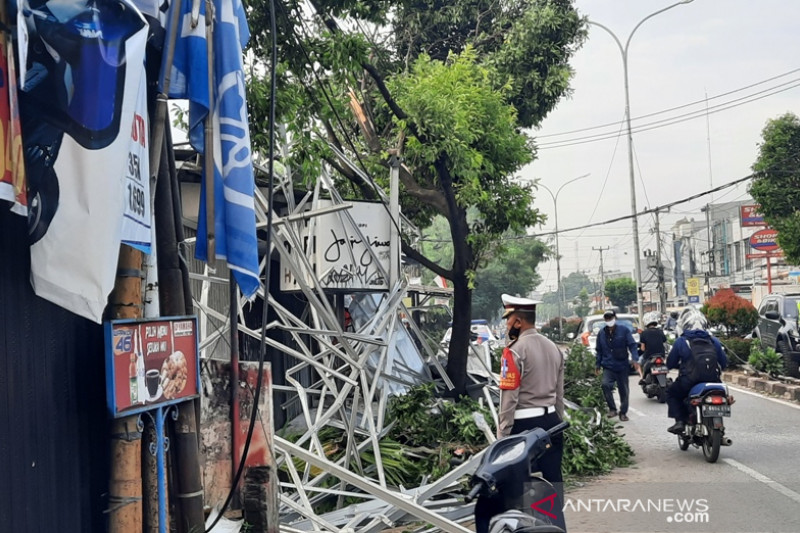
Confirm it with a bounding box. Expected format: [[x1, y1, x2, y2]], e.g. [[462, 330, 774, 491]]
[[638, 312, 667, 386], [665, 308, 727, 434], [665, 311, 679, 331]]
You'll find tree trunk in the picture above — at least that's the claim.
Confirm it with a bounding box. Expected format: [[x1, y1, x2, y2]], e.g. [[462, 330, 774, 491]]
[[446, 273, 472, 397]]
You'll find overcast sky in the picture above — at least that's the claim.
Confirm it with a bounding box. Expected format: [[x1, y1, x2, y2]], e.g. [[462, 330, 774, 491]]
[[521, 0, 800, 292]]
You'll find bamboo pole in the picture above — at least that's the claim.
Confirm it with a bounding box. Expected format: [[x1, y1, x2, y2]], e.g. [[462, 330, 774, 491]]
[[108, 245, 144, 533]]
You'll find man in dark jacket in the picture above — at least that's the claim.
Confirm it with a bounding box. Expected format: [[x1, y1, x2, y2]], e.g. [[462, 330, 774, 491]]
[[665, 308, 728, 434], [595, 310, 639, 421]]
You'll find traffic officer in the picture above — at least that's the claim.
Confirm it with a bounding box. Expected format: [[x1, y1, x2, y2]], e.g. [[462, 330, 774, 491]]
[[496, 294, 566, 531]]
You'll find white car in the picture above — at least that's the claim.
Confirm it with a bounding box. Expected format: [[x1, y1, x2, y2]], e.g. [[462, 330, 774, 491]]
[[579, 314, 641, 355]]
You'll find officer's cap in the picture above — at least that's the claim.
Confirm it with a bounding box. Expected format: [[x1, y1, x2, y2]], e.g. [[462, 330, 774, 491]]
[[501, 294, 541, 319]]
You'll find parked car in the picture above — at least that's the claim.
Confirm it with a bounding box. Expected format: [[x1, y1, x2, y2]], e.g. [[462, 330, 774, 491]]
[[578, 314, 641, 373], [440, 319, 499, 350], [752, 293, 800, 378]]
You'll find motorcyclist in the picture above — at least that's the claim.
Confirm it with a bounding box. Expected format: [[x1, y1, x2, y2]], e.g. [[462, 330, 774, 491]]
[[665, 308, 728, 434], [638, 312, 667, 386], [665, 311, 679, 331]]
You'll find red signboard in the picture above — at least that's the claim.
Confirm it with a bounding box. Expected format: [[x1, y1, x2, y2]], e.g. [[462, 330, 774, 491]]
[[749, 228, 780, 252], [740, 205, 766, 227], [105, 316, 199, 417], [746, 252, 783, 259]]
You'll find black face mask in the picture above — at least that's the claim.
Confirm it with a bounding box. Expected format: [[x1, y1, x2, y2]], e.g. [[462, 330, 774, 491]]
[[509, 326, 521, 341]]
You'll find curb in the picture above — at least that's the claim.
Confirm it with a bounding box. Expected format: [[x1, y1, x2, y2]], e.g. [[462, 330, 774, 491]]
[[723, 372, 800, 403]]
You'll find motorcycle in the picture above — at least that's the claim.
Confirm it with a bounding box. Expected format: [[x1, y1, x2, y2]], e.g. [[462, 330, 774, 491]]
[[466, 422, 569, 533], [640, 352, 673, 403], [677, 382, 733, 463]]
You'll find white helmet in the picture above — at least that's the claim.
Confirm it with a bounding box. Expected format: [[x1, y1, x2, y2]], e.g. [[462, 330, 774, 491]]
[[676, 307, 708, 335], [643, 312, 660, 327]]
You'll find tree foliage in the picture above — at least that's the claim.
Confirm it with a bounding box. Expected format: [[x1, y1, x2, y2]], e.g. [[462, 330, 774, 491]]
[[604, 278, 636, 312], [573, 288, 591, 318], [472, 237, 551, 320], [749, 113, 800, 263], [700, 288, 758, 337], [244, 0, 586, 394]]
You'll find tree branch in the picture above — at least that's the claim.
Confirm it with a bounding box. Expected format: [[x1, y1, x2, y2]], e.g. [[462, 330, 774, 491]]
[[402, 240, 452, 280]]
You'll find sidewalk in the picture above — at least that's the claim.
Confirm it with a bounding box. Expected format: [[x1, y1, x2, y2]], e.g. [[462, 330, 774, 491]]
[[722, 370, 800, 403]]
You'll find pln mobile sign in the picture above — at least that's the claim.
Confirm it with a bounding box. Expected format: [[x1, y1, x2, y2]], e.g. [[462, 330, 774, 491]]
[[749, 228, 779, 252]]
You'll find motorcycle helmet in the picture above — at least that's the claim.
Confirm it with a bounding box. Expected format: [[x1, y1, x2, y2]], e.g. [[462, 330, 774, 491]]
[[670, 311, 679, 319], [643, 311, 660, 328], [676, 307, 708, 335]]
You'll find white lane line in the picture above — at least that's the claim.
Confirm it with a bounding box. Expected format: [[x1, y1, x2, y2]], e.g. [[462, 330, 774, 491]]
[[726, 384, 800, 411], [723, 458, 800, 505], [627, 406, 647, 417]]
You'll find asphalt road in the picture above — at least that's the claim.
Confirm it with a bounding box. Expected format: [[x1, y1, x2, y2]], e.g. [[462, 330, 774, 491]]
[[564, 372, 800, 533]]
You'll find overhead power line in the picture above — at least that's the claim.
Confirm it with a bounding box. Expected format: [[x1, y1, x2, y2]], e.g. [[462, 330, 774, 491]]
[[537, 67, 800, 139], [514, 172, 754, 239], [538, 79, 800, 149]]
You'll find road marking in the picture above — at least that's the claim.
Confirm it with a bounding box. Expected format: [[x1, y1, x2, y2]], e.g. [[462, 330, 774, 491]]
[[726, 384, 800, 411], [627, 406, 647, 417], [723, 458, 800, 505]]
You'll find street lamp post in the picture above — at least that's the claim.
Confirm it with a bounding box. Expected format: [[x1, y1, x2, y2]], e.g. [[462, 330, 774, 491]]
[[540, 173, 591, 339], [588, 0, 693, 321]]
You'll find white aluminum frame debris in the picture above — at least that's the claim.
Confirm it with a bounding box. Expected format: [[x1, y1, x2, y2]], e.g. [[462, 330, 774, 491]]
[[188, 154, 493, 532]]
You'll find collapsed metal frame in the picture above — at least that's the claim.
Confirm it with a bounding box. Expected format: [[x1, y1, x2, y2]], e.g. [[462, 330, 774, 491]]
[[187, 146, 499, 531]]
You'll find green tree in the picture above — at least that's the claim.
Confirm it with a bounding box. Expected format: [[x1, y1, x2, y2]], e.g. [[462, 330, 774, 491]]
[[749, 113, 800, 263], [472, 238, 551, 320], [245, 0, 586, 395], [605, 278, 636, 312], [573, 288, 591, 318]]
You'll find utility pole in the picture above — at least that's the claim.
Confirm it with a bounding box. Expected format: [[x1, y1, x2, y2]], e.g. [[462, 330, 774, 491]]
[[654, 211, 667, 314], [593, 246, 610, 309]]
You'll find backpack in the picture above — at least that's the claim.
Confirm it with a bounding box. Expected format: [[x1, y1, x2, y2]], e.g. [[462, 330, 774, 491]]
[[685, 337, 720, 382]]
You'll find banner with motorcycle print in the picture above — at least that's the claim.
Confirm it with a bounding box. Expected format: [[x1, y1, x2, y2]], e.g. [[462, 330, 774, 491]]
[[0, 10, 26, 215], [18, 0, 151, 322]]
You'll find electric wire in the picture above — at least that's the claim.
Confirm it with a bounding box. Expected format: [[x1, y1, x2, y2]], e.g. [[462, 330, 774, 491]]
[[280, 1, 404, 235], [537, 80, 800, 149], [537, 67, 800, 139], [204, 0, 278, 528]]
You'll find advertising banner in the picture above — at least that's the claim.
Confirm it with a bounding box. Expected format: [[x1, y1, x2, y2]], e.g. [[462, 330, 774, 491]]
[[749, 228, 779, 252], [0, 29, 26, 214], [105, 316, 200, 418], [739, 205, 765, 227], [687, 277, 701, 304], [19, 0, 151, 322]]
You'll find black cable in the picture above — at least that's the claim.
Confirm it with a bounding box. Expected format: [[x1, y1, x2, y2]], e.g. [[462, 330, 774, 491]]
[[277, 1, 403, 235], [204, 0, 277, 528], [537, 67, 800, 139]]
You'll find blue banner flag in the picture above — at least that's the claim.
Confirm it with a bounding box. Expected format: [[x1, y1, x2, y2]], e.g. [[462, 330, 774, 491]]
[[165, 0, 260, 298]]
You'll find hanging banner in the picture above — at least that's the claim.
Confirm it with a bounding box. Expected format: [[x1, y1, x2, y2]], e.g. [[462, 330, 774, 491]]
[[105, 316, 200, 418], [0, 18, 26, 214], [19, 0, 150, 322]]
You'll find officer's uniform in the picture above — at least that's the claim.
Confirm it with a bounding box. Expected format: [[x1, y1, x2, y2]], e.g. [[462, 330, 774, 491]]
[[491, 295, 567, 531]]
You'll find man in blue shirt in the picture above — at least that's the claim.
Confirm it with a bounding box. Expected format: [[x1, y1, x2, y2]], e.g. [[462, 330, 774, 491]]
[[595, 310, 639, 421], [665, 308, 728, 434]]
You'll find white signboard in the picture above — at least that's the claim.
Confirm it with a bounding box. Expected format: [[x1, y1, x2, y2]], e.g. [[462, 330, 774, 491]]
[[281, 200, 393, 292]]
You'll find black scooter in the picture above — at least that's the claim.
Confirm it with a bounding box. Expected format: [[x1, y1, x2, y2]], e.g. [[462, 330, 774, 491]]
[[640, 352, 672, 403], [466, 422, 569, 533]]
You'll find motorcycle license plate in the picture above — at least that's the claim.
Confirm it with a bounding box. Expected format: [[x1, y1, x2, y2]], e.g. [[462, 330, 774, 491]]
[[651, 365, 668, 374], [701, 404, 731, 417]]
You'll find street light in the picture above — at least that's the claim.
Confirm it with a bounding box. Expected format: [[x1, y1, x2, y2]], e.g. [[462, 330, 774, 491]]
[[539, 173, 591, 339], [588, 0, 693, 321]]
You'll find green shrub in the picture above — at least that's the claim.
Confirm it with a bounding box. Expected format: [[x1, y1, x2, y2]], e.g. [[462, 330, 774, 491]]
[[719, 336, 751, 369], [748, 338, 784, 377]]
